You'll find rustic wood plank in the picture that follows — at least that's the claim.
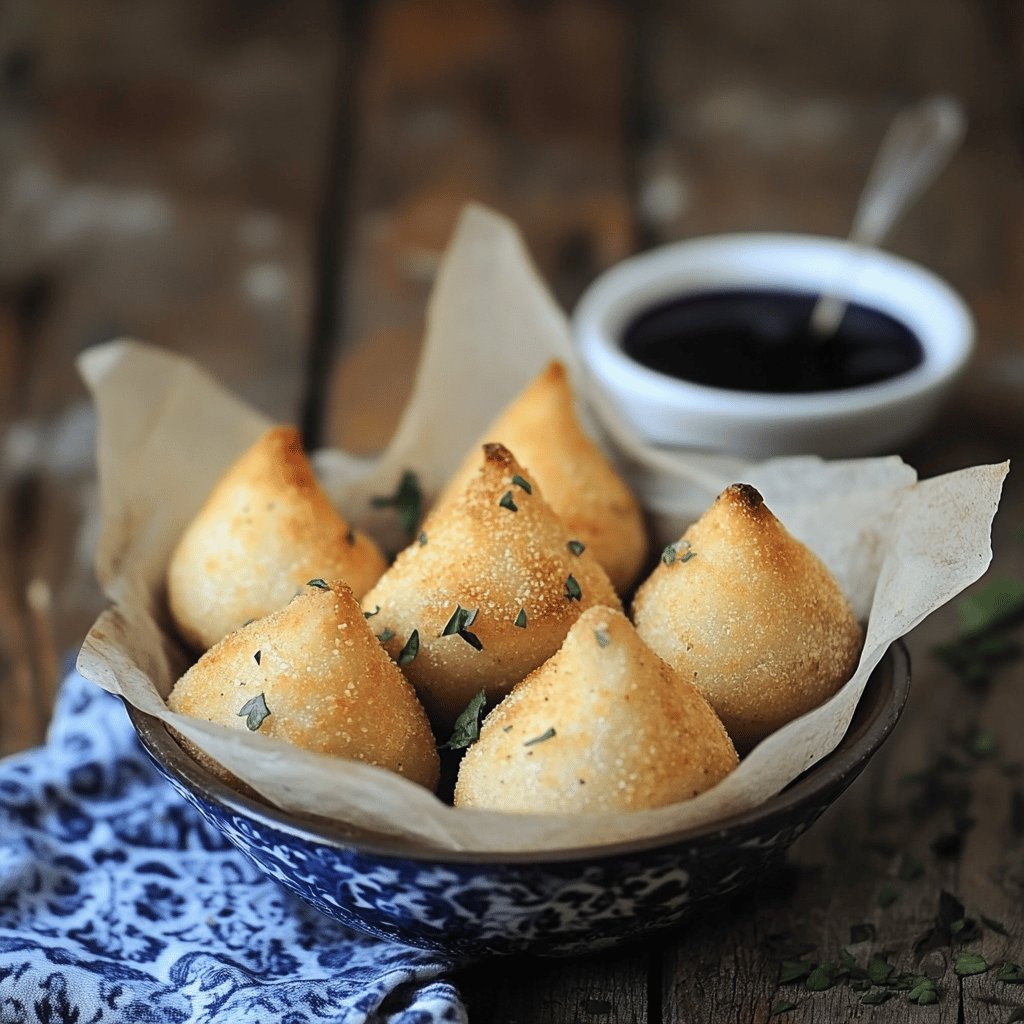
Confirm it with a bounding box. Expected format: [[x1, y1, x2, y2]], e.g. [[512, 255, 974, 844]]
[[457, 947, 651, 1024], [324, 0, 638, 455], [0, 0, 341, 754]]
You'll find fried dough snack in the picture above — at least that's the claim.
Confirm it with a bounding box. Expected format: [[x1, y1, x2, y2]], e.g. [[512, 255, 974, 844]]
[[454, 605, 738, 813], [168, 426, 387, 651], [361, 443, 621, 729], [168, 580, 439, 790], [431, 361, 647, 592], [632, 483, 864, 750]]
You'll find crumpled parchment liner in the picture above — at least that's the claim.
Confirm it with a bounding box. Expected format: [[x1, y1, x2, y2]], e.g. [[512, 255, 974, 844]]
[[76, 204, 1008, 853]]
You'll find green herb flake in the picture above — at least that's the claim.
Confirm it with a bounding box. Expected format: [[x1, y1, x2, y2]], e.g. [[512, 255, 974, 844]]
[[253, 650, 261, 666], [398, 629, 420, 666], [805, 964, 839, 992], [998, 963, 1024, 984], [567, 539, 585, 556], [441, 604, 483, 649], [957, 577, 1024, 636], [371, 470, 423, 538], [595, 628, 611, 648], [499, 491, 518, 512], [769, 1000, 797, 1017], [439, 691, 487, 751], [661, 544, 677, 565], [364, 605, 381, 619], [511, 474, 532, 494], [954, 952, 989, 977], [678, 549, 696, 562], [514, 608, 527, 629], [306, 578, 329, 590], [898, 853, 924, 881], [238, 692, 271, 731], [849, 923, 876, 944], [860, 990, 893, 1006], [906, 977, 939, 1005], [969, 729, 998, 758], [777, 960, 813, 985], [524, 727, 556, 747], [418, 531, 428, 546], [565, 575, 582, 601], [377, 628, 395, 644], [866, 955, 894, 986], [442, 604, 477, 636], [877, 882, 900, 908]]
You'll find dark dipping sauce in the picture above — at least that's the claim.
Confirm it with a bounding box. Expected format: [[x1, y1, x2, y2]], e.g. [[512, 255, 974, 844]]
[[621, 289, 925, 394]]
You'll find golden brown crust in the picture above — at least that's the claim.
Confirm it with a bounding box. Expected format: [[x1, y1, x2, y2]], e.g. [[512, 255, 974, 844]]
[[631, 484, 864, 750], [167, 426, 387, 651], [361, 444, 621, 730], [168, 580, 439, 790], [454, 605, 738, 813], [432, 361, 648, 592]]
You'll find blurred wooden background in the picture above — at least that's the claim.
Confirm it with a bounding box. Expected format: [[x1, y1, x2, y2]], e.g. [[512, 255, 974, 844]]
[[1, 2, 1023, 1022]]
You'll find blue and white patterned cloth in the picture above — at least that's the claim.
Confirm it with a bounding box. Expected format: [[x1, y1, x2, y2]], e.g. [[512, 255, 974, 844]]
[[0, 671, 466, 1024]]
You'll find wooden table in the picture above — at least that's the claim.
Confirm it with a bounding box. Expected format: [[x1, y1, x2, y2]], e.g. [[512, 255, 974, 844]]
[[2, 2, 1022, 1021]]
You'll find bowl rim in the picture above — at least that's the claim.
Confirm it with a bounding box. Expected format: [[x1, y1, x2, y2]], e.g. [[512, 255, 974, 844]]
[[126, 640, 910, 866], [573, 232, 975, 419]]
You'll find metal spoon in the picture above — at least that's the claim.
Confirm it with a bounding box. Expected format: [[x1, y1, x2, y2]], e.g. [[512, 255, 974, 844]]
[[809, 94, 966, 338]]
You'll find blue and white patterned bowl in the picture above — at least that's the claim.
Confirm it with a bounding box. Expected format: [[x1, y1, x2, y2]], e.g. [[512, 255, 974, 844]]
[[127, 642, 909, 958]]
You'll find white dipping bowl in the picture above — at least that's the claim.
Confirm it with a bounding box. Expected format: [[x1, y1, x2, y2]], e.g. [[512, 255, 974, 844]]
[[573, 234, 975, 459]]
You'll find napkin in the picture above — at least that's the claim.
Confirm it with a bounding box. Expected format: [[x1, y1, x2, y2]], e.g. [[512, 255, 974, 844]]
[[0, 671, 467, 1024]]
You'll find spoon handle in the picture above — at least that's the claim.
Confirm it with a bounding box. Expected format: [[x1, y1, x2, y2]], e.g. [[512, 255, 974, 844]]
[[810, 95, 966, 338]]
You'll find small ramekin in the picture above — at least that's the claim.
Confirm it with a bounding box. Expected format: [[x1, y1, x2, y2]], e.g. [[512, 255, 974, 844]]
[[573, 234, 974, 458]]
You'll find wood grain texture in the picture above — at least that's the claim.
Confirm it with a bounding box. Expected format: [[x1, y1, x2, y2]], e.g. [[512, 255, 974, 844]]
[[0, 1, 1023, 1021], [324, 0, 638, 454], [0, 0, 339, 753]]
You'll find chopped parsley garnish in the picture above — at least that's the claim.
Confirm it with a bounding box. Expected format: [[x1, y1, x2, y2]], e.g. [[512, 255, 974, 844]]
[[499, 491, 518, 512], [306, 578, 329, 590], [371, 470, 423, 538], [595, 628, 610, 648], [567, 539, 585, 556], [418, 531, 428, 546], [511, 474, 532, 494], [524, 727, 556, 747], [565, 574, 582, 601], [253, 650, 261, 665], [238, 692, 271, 731], [441, 604, 483, 649], [398, 629, 420, 665], [514, 608, 527, 628], [377, 628, 395, 644], [662, 540, 694, 565], [364, 605, 381, 618], [439, 690, 487, 751]]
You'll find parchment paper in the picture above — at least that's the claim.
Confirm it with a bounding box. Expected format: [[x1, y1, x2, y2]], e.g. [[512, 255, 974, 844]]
[[76, 204, 1008, 853]]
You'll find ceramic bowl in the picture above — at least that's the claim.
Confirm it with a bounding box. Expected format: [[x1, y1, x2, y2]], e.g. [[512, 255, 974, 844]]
[[573, 234, 974, 458], [126, 641, 909, 959]]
